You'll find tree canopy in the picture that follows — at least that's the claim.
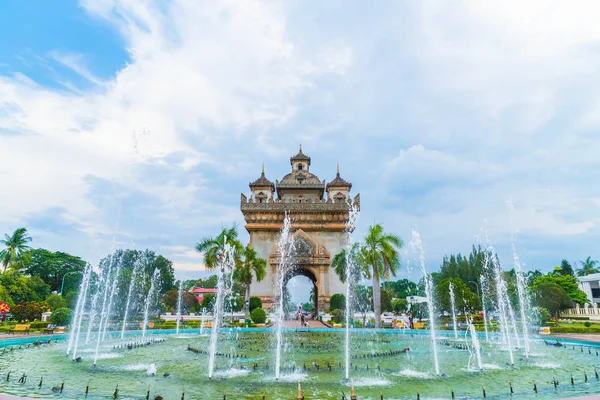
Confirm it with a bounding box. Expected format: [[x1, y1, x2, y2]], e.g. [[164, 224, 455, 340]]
[[0, 228, 32, 271], [533, 283, 573, 320], [531, 274, 587, 305]]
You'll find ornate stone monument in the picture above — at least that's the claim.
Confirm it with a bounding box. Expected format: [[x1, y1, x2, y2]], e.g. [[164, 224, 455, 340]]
[[240, 146, 360, 314]]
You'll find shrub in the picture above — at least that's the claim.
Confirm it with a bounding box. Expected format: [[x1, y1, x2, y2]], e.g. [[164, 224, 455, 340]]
[[392, 298, 408, 313], [45, 294, 65, 311], [331, 309, 344, 324], [250, 308, 266, 324], [12, 302, 47, 322], [535, 307, 551, 326], [329, 294, 346, 311], [50, 308, 73, 326], [585, 321, 592, 328], [201, 294, 216, 312], [249, 297, 262, 313]]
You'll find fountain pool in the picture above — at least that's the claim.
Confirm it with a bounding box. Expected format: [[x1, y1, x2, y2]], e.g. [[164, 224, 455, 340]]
[[1, 329, 599, 399]]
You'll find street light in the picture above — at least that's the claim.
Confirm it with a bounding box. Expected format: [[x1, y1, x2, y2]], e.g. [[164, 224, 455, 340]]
[[60, 271, 82, 296]]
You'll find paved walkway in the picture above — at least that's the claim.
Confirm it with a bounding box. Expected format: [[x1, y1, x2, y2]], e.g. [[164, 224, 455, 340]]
[[551, 333, 600, 343], [282, 319, 330, 329]]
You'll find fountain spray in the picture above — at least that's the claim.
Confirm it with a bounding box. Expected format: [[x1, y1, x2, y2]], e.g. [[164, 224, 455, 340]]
[[275, 213, 295, 380], [70, 263, 92, 361], [344, 203, 360, 381], [449, 282, 458, 340], [142, 268, 161, 338], [507, 200, 530, 358], [176, 280, 184, 336], [121, 256, 143, 339], [66, 262, 93, 356], [490, 246, 514, 366], [208, 237, 235, 378], [410, 230, 440, 376], [93, 258, 116, 366]]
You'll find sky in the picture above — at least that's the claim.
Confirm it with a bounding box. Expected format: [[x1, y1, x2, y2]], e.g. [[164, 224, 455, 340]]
[[2, 1, 600, 303]]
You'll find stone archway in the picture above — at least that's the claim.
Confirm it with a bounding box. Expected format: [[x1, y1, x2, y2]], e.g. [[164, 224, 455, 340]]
[[269, 229, 331, 316], [283, 267, 319, 316]]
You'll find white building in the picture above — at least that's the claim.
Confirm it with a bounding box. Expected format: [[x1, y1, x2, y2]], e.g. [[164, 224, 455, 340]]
[[577, 273, 600, 305]]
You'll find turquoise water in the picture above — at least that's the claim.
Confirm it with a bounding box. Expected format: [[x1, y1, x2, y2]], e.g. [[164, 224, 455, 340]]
[[0, 329, 599, 399]]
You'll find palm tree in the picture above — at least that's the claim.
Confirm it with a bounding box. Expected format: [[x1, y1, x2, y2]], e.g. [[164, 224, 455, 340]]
[[233, 245, 267, 319], [361, 224, 403, 328], [0, 227, 32, 271], [331, 242, 363, 284], [195, 225, 244, 270], [577, 256, 600, 276]]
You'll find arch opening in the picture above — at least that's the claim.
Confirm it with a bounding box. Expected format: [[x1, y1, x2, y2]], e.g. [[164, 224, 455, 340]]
[[283, 267, 318, 319]]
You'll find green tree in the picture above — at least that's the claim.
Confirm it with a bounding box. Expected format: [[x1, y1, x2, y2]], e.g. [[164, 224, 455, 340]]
[[380, 287, 394, 312], [22, 249, 86, 293], [0, 283, 14, 307], [161, 289, 197, 313], [0, 272, 50, 303], [0, 228, 32, 271], [439, 245, 489, 288], [558, 260, 575, 277], [361, 223, 403, 328], [233, 245, 266, 319], [577, 256, 599, 276], [302, 302, 314, 312], [50, 307, 73, 326], [196, 225, 244, 270], [434, 278, 481, 314], [194, 275, 219, 288], [249, 296, 262, 312], [392, 298, 408, 313], [384, 279, 418, 298], [533, 283, 572, 323], [250, 307, 267, 324], [531, 274, 588, 305], [331, 243, 363, 284], [201, 293, 216, 312], [12, 301, 46, 322], [329, 293, 346, 311], [45, 294, 65, 311]]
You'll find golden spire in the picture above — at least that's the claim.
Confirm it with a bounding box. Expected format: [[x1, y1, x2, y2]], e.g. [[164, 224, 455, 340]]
[[299, 143, 302, 152], [336, 163, 340, 175], [262, 162, 265, 174]]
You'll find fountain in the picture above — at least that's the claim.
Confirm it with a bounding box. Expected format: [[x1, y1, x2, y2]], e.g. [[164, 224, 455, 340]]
[[449, 282, 458, 340], [199, 308, 207, 335], [94, 258, 117, 366], [142, 268, 161, 339], [7, 216, 600, 399], [176, 280, 183, 336], [66, 262, 93, 357], [489, 246, 515, 366], [344, 203, 360, 381], [207, 237, 236, 379], [410, 230, 440, 376], [507, 200, 531, 358], [468, 320, 483, 370], [479, 273, 490, 343], [121, 257, 143, 340], [70, 263, 93, 361], [274, 213, 295, 380]]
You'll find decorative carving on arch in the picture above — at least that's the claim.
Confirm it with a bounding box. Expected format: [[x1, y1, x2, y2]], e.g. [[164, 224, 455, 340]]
[[269, 229, 330, 266]]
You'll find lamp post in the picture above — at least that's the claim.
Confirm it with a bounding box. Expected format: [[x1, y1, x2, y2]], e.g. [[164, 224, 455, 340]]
[[468, 280, 481, 299], [60, 271, 82, 296]]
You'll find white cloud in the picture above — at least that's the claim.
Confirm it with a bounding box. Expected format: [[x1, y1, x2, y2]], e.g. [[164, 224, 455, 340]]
[[0, 0, 351, 254]]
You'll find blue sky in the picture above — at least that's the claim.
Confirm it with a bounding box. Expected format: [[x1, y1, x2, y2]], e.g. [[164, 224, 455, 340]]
[[2, 1, 600, 303]]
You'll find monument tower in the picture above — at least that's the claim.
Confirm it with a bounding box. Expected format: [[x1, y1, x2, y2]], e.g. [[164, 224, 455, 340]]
[[240, 146, 360, 314]]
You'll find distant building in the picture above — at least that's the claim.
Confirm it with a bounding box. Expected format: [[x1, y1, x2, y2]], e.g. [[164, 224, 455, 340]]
[[577, 273, 600, 304], [189, 287, 218, 304]]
